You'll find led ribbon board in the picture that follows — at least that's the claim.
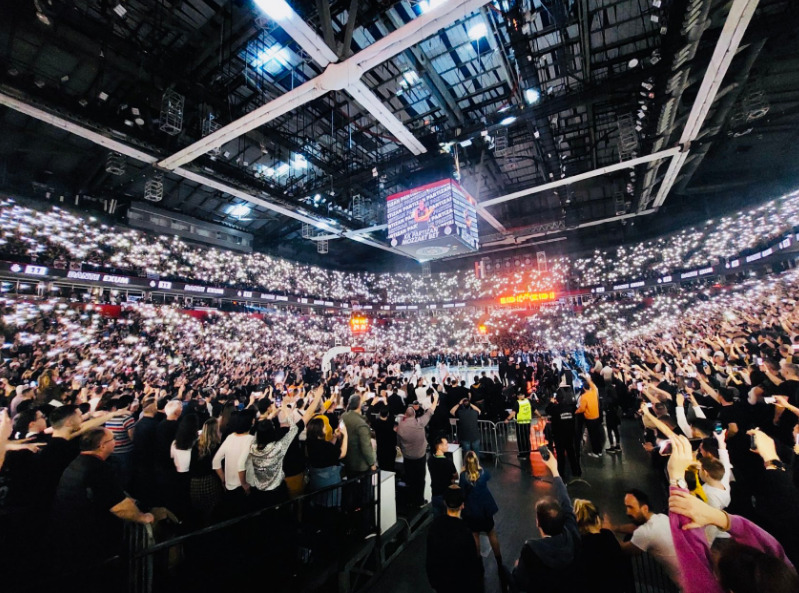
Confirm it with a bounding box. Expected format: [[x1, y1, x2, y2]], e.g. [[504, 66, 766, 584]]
[[386, 179, 479, 260], [498, 291, 557, 305]]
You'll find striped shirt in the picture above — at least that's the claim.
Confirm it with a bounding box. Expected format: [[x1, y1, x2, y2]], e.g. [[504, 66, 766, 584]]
[[105, 415, 135, 454]]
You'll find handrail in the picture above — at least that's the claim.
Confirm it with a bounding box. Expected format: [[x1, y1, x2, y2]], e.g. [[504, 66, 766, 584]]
[[132, 469, 379, 558]]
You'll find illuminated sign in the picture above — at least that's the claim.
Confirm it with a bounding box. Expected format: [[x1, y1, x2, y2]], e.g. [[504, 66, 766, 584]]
[[68, 271, 101, 281], [102, 274, 130, 285], [349, 316, 369, 334], [184, 285, 206, 293], [499, 291, 557, 305], [23, 265, 49, 276]]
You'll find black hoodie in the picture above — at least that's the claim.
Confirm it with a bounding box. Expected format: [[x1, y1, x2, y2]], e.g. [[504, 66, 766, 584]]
[[512, 477, 581, 593]]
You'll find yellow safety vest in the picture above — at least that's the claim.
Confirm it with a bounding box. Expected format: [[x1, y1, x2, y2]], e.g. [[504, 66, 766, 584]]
[[517, 399, 532, 423]]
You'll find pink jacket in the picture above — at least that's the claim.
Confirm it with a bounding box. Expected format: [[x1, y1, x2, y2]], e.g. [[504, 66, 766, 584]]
[[668, 486, 794, 593]]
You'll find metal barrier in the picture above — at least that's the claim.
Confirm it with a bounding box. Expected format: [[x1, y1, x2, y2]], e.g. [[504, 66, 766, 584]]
[[125, 471, 382, 593], [449, 416, 551, 463], [125, 523, 155, 593], [631, 551, 679, 593]]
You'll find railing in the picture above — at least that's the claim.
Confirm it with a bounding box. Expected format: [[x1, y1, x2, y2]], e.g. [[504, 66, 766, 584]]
[[631, 551, 679, 593], [124, 471, 383, 593]]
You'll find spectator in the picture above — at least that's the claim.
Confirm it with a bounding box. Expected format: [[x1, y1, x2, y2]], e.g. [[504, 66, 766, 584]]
[[512, 447, 579, 593], [667, 433, 799, 593], [47, 429, 163, 571], [306, 415, 347, 494], [373, 407, 397, 472], [242, 387, 323, 508], [450, 397, 481, 453], [459, 451, 503, 573], [577, 373, 604, 457], [189, 417, 223, 524], [212, 410, 255, 516], [573, 498, 633, 592], [340, 395, 377, 476], [426, 486, 484, 593], [428, 435, 457, 514], [398, 391, 438, 507], [621, 488, 681, 585]]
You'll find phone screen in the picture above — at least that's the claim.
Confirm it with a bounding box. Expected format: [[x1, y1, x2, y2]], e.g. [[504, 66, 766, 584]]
[[636, 382, 644, 391]]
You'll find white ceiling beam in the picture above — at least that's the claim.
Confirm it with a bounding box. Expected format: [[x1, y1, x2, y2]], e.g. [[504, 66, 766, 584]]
[[157, 79, 325, 170], [652, 0, 761, 208], [478, 147, 681, 210], [158, 0, 490, 170], [346, 80, 426, 154], [256, 0, 339, 66], [0, 92, 158, 165], [310, 223, 388, 241], [476, 206, 507, 233]]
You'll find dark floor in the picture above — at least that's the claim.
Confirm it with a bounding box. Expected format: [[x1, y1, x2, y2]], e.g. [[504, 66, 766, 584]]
[[365, 419, 665, 593]]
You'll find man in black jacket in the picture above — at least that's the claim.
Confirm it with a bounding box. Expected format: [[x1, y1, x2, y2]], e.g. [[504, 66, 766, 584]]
[[512, 451, 580, 592], [426, 486, 484, 593]]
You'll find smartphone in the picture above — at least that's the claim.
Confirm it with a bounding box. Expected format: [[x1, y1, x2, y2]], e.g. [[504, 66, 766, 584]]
[[646, 402, 654, 408], [659, 440, 672, 455], [750, 433, 758, 451], [538, 445, 551, 461], [636, 382, 644, 391], [714, 421, 723, 435], [764, 396, 777, 405], [756, 357, 763, 365]]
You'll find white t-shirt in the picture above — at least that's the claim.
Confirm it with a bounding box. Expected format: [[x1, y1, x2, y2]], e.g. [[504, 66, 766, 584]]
[[631, 513, 680, 584], [170, 442, 192, 473], [212, 433, 255, 491]]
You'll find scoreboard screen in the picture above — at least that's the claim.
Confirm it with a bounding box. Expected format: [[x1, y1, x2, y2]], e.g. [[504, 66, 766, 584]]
[[349, 315, 369, 334], [386, 179, 479, 259]]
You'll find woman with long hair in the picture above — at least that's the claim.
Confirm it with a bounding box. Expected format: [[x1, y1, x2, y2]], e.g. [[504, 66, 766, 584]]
[[169, 413, 199, 517], [458, 450, 503, 569], [189, 417, 223, 524], [573, 498, 632, 592]]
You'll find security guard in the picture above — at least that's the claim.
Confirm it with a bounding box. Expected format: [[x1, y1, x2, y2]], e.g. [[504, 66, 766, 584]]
[[508, 390, 533, 457]]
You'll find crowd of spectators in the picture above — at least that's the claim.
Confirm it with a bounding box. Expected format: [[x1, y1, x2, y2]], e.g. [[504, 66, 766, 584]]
[[3, 191, 799, 590], [0, 261, 798, 591], [0, 189, 798, 303]]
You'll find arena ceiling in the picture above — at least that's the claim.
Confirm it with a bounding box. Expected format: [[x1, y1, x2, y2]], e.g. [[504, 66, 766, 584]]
[[0, 0, 797, 270]]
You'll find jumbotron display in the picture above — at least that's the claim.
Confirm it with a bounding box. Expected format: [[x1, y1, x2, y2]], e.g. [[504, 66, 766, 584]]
[[386, 179, 479, 260]]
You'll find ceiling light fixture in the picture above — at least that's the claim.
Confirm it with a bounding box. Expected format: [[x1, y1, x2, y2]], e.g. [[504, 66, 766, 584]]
[[500, 116, 516, 126], [628, 58, 639, 68], [524, 88, 541, 104], [468, 22, 488, 41], [228, 204, 251, 218], [419, 0, 448, 13], [254, 0, 293, 21]]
